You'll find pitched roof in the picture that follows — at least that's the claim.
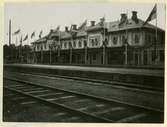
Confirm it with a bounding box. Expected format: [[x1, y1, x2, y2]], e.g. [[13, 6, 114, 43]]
[[86, 18, 164, 32], [32, 18, 164, 44], [31, 35, 48, 44], [86, 23, 104, 31], [106, 19, 164, 32], [60, 31, 72, 39], [76, 30, 87, 37]]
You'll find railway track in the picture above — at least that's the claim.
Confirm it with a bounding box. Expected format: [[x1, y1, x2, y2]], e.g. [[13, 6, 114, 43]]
[[3, 88, 105, 122], [5, 71, 164, 93], [3, 77, 163, 123]]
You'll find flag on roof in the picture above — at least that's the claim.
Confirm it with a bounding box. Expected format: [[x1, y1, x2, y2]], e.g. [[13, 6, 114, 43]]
[[69, 25, 73, 32], [39, 30, 43, 38], [31, 31, 35, 38], [13, 29, 21, 35], [99, 16, 105, 27], [23, 34, 28, 41], [56, 26, 60, 32], [143, 4, 157, 25], [78, 20, 87, 30]]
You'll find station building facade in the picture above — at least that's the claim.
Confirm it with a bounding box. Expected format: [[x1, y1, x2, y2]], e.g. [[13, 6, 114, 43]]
[[31, 11, 165, 66]]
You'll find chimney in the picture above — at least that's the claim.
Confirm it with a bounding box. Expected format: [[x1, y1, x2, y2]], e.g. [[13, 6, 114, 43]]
[[90, 21, 95, 26], [72, 24, 77, 30], [131, 11, 139, 23], [120, 13, 127, 23], [65, 26, 69, 32], [50, 29, 53, 33]]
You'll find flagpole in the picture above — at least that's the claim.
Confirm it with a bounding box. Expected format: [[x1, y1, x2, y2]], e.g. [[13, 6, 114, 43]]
[[155, 4, 158, 64], [70, 36, 73, 64], [102, 16, 106, 65], [9, 19, 11, 46], [58, 30, 61, 63], [125, 10, 128, 65], [27, 35, 29, 63], [84, 40, 87, 64], [15, 36, 18, 61], [20, 35, 22, 63]]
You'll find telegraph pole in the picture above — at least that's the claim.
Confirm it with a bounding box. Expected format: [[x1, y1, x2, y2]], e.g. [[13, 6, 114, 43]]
[[155, 6, 158, 63], [9, 19, 12, 61], [9, 19, 11, 45], [125, 10, 128, 65], [102, 16, 106, 65], [69, 34, 73, 64], [84, 41, 87, 64]]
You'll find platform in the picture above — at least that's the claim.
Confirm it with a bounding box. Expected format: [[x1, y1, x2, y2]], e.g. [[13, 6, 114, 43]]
[[5, 63, 164, 77]]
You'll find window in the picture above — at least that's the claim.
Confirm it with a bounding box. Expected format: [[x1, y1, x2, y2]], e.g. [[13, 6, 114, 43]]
[[44, 43, 47, 49], [134, 34, 139, 44], [37, 45, 39, 50], [73, 41, 76, 48], [104, 38, 108, 46], [41, 45, 43, 50], [69, 41, 72, 48], [64, 42, 67, 48], [113, 36, 118, 45], [78, 41, 82, 47], [122, 35, 126, 44], [95, 38, 98, 46], [84, 40, 87, 47], [91, 39, 95, 47]]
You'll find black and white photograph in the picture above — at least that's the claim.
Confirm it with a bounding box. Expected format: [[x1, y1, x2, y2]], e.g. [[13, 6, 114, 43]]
[[3, 1, 165, 123]]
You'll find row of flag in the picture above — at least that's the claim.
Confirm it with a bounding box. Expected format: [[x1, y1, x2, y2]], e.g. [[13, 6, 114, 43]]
[[11, 4, 157, 45], [13, 29, 43, 43], [12, 17, 104, 43]]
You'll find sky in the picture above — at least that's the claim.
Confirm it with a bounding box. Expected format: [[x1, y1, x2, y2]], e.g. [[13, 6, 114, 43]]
[[4, 2, 166, 45]]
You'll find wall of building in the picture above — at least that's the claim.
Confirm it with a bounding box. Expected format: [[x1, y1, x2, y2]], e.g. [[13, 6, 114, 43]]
[[32, 26, 165, 66]]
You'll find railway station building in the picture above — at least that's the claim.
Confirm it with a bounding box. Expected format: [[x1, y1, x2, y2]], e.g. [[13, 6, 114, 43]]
[[31, 11, 165, 66]]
